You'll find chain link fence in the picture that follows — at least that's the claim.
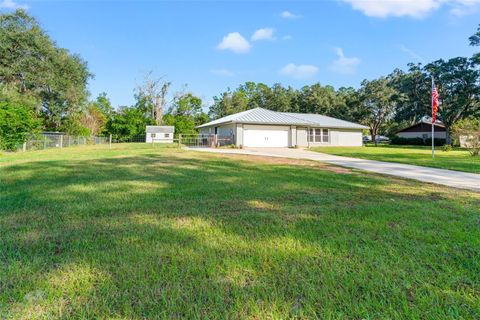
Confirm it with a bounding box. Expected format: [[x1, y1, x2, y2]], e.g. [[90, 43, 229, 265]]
[[18, 133, 110, 152], [1, 132, 234, 152]]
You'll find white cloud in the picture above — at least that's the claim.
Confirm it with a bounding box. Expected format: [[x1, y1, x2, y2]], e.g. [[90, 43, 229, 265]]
[[282, 35, 293, 40], [343, 0, 440, 18], [330, 47, 360, 75], [280, 10, 301, 19], [0, 0, 29, 9], [343, 0, 480, 18], [449, 0, 480, 16], [399, 45, 424, 62], [279, 63, 319, 79], [210, 68, 234, 77], [251, 28, 276, 41], [216, 32, 251, 54]]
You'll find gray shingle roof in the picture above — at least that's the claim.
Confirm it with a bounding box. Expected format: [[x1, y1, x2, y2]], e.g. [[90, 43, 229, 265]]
[[196, 108, 368, 130], [146, 126, 175, 133]]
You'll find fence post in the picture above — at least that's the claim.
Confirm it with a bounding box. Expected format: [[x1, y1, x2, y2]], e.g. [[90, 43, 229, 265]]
[[22, 142, 26, 152], [179, 134, 182, 146], [60, 135, 63, 148], [109, 134, 112, 149], [43, 135, 47, 149]]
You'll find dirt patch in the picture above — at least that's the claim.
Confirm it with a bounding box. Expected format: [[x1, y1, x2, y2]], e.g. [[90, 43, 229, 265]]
[[219, 154, 353, 174]]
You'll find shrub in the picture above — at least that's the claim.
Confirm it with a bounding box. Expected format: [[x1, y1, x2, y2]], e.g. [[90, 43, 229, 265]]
[[390, 136, 446, 146], [0, 102, 41, 151], [442, 144, 452, 152]]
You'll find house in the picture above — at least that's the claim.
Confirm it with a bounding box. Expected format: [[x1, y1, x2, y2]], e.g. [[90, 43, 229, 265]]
[[395, 117, 446, 140], [145, 126, 174, 143], [196, 108, 368, 148]]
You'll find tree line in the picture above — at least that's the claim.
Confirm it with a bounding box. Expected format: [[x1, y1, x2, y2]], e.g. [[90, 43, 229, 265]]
[[1, 9, 479, 151]]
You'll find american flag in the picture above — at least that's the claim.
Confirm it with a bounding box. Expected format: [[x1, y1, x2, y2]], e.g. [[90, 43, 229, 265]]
[[432, 85, 439, 123]]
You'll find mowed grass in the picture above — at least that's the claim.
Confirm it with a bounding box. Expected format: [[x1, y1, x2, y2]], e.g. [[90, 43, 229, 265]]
[[1, 144, 479, 319], [311, 145, 480, 173]]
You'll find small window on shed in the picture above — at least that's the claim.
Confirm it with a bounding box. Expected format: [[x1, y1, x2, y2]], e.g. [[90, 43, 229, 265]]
[[165, 133, 170, 138], [151, 133, 156, 138]]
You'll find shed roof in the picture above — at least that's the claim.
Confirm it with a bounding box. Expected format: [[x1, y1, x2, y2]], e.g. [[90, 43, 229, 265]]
[[146, 126, 175, 133], [196, 107, 368, 130], [396, 117, 445, 133]]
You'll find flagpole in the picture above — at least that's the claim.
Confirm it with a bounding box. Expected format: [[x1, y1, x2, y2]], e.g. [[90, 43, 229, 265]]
[[431, 76, 435, 160]]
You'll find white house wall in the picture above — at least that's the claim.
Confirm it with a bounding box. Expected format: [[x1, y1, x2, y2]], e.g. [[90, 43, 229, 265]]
[[217, 124, 236, 137], [335, 129, 363, 146], [299, 128, 363, 147], [236, 124, 243, 146], [296, 127, 308, 147]]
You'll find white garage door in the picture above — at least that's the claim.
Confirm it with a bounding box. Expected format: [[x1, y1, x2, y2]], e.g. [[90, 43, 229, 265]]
[[243, 125, 289, 147]]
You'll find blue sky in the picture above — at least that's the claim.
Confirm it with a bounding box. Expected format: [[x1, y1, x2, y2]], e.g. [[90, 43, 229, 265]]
[[1, 0, 479, 109]]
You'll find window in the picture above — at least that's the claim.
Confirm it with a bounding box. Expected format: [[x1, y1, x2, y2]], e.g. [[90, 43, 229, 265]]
[[165, 133, 170, 138], [151, 133, 156, 138], [308, 128, 314, 142], [307, 128, 330, 143], [315, 129, 322, 142], [322, 129, 329, 143]]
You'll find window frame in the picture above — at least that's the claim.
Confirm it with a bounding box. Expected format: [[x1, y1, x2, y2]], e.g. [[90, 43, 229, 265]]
[[307, 128, 330, 143]]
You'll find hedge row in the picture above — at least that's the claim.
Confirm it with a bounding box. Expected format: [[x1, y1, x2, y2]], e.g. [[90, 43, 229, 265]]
[[390, 136, 446, 146]]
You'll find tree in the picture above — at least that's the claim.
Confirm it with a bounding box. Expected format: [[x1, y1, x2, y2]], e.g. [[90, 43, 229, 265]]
[[358, 78, 399, 145], [93, 92, 114, 119], [453, 118, 480, 156], [78, 93, 113, 135], [0, 101, 40, 150], [164, 93, 208, 135], [469, 24, 480, 63], [389, 64, 431, 125], [60, 112, 90, 136], [209, 90, 240, 119], [80, 104, 107, 135], [0, 10, 92, 130], [299, 84, 342, 115], [337, 86, 362, 122], [135, 72, 170, 125], [106, 106, 155, 141], [425, 57, 480, 144]]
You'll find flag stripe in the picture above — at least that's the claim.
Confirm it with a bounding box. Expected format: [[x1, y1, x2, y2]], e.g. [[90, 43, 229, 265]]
[[432, 86, 439, 123]]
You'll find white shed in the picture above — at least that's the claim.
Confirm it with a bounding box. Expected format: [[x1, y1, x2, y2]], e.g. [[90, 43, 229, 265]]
[[145, 126, 175, 143]]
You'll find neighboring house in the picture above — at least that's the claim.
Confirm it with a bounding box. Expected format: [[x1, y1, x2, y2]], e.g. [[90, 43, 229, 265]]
[[396, 117, 446, 140], [196, 108, 368, 148], [145, 126, 175, 143]]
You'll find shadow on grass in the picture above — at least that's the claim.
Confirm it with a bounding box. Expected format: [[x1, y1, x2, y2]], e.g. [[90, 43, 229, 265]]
[[1, 151, 479, 318]]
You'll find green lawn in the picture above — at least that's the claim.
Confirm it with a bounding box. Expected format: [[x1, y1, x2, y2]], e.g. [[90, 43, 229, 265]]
[[1, 144, 479, 319], [310, 145, 480, 173]]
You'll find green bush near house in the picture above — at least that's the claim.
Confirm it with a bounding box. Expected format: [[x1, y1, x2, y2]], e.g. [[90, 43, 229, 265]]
[[390, 136, 446, 146]]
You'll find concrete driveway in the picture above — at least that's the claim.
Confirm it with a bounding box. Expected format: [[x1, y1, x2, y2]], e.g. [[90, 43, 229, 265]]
[[187, 147, 480, 192]]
